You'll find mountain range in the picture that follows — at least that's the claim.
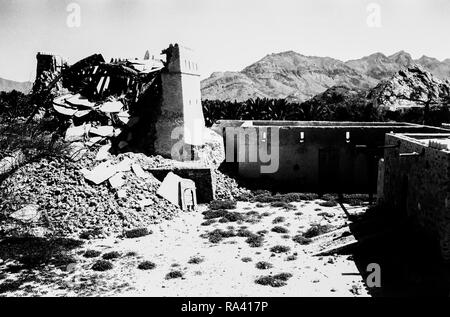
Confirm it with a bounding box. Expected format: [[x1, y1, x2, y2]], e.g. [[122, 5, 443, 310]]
[[0, 77, 32, 94], [201, 51, 450, 102]]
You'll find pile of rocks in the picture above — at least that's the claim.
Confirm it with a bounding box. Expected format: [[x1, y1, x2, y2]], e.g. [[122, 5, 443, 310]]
[[0, 144, 248, 238], [0, 151, 181, 238]]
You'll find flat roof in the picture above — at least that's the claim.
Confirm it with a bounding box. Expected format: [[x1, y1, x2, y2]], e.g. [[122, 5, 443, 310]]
[[388, 133, 450, 152], [248, 121, 418, 127]]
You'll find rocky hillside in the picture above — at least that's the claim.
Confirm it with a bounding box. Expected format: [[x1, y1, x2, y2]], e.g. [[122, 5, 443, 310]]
[[301, 65, 450, 111], [0, 77, 32, 93], [368, 65, 450, 110], [201, 51, 450, 103]]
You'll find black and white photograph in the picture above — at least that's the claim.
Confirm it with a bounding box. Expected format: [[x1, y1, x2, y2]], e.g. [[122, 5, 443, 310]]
[[1, 0, 450, 303]]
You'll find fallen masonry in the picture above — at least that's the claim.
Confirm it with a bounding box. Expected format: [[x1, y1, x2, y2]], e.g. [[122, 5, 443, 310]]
[[0, 44, 243, 238]]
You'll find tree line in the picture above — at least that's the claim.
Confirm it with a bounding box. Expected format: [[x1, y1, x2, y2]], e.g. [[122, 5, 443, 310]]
[[202, 94, 450, 127]]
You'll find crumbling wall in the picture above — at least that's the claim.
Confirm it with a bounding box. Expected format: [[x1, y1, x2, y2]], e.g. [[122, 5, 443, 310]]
[[382, 133, 450, 259]]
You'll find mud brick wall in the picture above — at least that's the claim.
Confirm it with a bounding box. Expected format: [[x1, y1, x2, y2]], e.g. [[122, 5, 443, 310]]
[[147, 167, 216, 203], [217, 120, 449, 193], [382, 133, 450, 259]]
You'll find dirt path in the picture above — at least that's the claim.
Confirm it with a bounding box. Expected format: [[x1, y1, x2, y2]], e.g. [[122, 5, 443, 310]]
[[0, 200, 369, 297]]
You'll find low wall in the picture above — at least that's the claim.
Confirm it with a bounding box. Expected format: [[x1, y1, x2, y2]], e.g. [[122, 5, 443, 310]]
[[215, 120, 449, 193], [382, 133, 450, 259]]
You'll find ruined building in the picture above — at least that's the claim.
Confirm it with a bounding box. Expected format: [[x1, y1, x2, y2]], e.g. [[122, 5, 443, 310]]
[[34, 43, 208, 161], [216, 119, 450, 259]]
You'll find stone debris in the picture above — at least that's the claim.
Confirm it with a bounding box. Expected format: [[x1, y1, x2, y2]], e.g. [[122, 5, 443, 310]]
[[89, 126, 115, 137], [82, 161, 117, 185], [109, 172, 125, 188], [95, 144, 112, 161], [0, 45, 248, 238], [0, 152, 181, 236], [117, 189, 127, 199], [9, 204, 41, 223], [67, 142, 87, 162], [64, 124, 91, 142], [98, 100, 124, 113], [115, 158, 132, 172], [132, 163, 149, 179]]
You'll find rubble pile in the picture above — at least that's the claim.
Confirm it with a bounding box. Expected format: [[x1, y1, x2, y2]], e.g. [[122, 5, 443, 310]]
[[0, 46, 250, 237], [214, 170, 251, 200], [0, 144, 247, 237], [41, 53, 165, 155], [0, 152, 182, 237]]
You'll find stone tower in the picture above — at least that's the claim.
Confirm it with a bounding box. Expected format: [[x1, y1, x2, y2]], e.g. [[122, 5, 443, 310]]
[[154, 44, 206, 160]]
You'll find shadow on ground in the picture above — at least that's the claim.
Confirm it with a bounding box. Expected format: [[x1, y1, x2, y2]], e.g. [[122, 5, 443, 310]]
[[0, 237, 83, 294], [346, 208, 450, 297]]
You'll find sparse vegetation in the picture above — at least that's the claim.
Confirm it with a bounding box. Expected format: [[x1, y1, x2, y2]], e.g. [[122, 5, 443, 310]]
[[102, 251, 121, 260], [270, 201, 296, 210], [318, 211, 335, 218], [209, 199, 237, 210], [83, 250, 101, 258], [255, 261, 273, 269], [271, 226, 289, 234], [203, 209, 244, 222], [272, 216, 285, 224], [203, 228, 236, 243], [188, 256, 204, 264], [270, 245, 291, 253], [201, 219, 216, 226], [241, 257, 252, 263], [124, 228, 151, 239], [285, 255, 297, 261], [254, 272, 292, 288], [80, 228, 103, 240], [202, 209, 228, 219], [292, 235, 313, 245], [92, 260, 113, 271], [245, 234, 264, 247], [137, 261, 156, 270], [236, 228, 254, 237], [165, 270, 184, 280], [273, 272, 293, 281], [318, 200, 338, 207], [303, 224, 331, 238]]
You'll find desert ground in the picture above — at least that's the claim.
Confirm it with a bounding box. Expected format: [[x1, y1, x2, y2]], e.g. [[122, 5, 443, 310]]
[[0, 197, 374, 297]]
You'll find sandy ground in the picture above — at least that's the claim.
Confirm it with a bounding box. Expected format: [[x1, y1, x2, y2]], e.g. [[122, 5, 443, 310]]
[[0, 200, 370, 297]]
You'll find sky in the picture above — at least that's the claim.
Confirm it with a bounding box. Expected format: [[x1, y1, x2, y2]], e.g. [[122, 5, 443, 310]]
[[0, 0, 450, 82]]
